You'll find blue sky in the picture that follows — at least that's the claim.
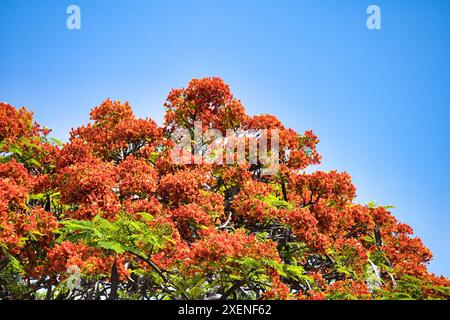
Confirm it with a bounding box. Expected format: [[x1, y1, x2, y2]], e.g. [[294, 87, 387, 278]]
[[1, 0, 449, 276]]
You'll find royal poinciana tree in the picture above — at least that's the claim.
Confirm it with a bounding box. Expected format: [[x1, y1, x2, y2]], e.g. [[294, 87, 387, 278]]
[[1, 77, 449, 300]]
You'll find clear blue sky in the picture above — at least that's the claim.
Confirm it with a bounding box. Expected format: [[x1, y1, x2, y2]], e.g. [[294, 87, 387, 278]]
[[1, 0, 449, 276]]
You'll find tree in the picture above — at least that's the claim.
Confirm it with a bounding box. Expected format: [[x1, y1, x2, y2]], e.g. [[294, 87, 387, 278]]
[[0, 78, 449, 300]]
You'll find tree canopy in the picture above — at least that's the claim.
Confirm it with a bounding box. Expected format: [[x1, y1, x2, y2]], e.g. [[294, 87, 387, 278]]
[[0, 77, 449, 300]]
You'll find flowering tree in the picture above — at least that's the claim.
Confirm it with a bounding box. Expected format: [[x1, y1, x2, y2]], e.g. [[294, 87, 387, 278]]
[[1, 78, 449, 300]]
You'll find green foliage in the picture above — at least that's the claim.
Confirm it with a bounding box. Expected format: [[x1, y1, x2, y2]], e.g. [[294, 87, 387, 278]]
[[58, 212, 173, 258], [28, 192, 64, 213], [325, 289, 366, 300], [367, 201, 395, 210], [375, 275, 450, 300], [49, 137, 63, 147], [0, 245, 28, 299], [328, 247, 360, 280], [281, 263, 314, 289], [281, 241, 308, 264], [261, 194, 294, 210], [1, 140, 44, 170], [170, 274, 211, 300]]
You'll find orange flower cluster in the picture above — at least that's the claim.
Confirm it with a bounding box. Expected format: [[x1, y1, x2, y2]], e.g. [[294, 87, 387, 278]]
[[164, 77, 247, 134]]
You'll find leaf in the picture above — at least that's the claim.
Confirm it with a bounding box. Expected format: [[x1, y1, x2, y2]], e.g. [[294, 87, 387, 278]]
[[336, 266, 353, 276], [50, 137, 63, 146], [362, 235, 375, 244], [29, 158, 41, 167], [137, 211, 154, 222], [367, 201, 377, 209], [28, 193, 46, 201], [8, 146, 22, 157], [149, 152, 159, 163], [260, 194, 293, 210], [97, 241, 126, 254]]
